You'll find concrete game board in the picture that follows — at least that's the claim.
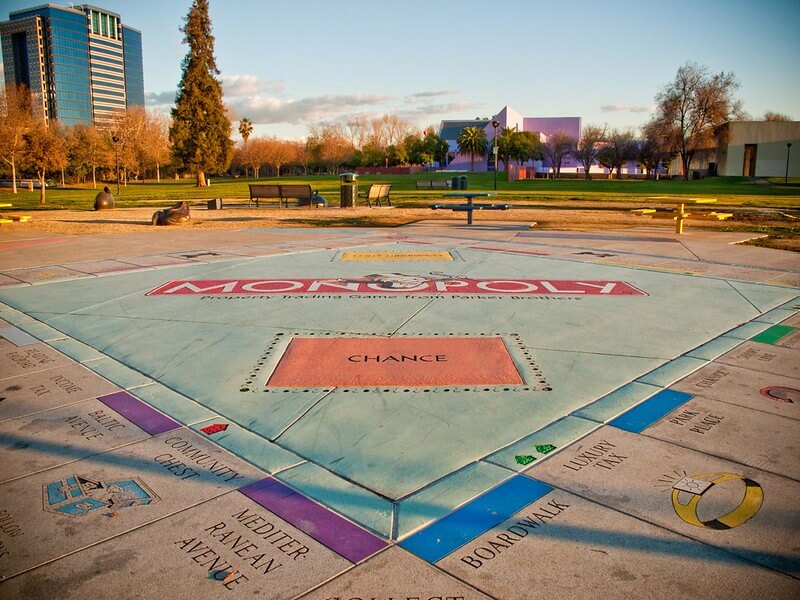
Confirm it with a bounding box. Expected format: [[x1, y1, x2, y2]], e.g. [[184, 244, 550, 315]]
[[0, 223, 798, 598]]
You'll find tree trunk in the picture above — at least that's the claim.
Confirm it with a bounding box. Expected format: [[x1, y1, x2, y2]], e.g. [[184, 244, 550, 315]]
[[92, 164, 97, 188], [38, 170, 46, 204], [156, 163, 161, 183], [196, 170, 207, 187], [11, 160, 17, 194], [681, 152, 691, 181]]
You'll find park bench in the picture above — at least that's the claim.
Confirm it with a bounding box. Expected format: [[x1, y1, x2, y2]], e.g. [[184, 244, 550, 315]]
[[415, 180, 449, 190], [632, 197, 732, 234], [248, 183, 319, 208], [358, 184, 392, 207]]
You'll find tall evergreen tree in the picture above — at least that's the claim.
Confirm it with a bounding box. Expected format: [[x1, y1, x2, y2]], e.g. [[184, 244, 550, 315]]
[[169, 0, 232, 187]]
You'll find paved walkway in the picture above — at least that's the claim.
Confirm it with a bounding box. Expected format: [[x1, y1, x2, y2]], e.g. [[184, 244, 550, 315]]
[[0, 222, 798, 598]]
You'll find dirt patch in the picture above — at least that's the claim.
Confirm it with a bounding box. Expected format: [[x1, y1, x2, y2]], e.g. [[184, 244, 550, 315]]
[[1, 203, 797, 250]]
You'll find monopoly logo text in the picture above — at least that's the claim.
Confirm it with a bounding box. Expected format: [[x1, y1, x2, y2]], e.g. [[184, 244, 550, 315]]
[[147, 278, 646, 296]]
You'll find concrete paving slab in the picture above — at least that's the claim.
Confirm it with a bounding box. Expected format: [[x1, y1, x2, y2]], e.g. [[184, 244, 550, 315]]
[[573, 381, 662, 423], [637, 395, 800, 480], [396, 461, 513, 539], [670, 362, 800, 420], [0, 273, 26, 287], [0, 265, 90, 285], [636, 356, 707, 387], [0, 491, 353, 599], [754, 324, 800, 349], [0, 397, 155, 483], [0, 428, 264, 579], [527, 427, 800, 576], [754, 307, 798, 324], [436, 488, 798, 599], [47, 337, 106, 362], [765, 272, 800, 287], [716, 341, 800, 379], [0, 362, 119, 422], [190, 418, 303, 474], [0, 343, 72, 379], [299, 546, 491, 600], [132, 383, 218, 426], [685, 335, 744, 360], [61, 259, 150, 276], [485, 415, 599, 471], [275, 462, 394, 537], [725, 321, 774, 339], [13, 320, 66, 342], [83, 358, 153, 389], [0, 325, 39, 347]]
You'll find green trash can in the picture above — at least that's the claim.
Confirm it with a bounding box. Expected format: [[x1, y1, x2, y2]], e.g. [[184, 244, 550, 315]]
[[459, 175, 468, 190], [339, 172, 358, 207]]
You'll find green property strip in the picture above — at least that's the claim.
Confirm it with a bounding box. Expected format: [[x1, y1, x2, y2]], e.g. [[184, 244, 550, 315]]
[[751, 325, 797, 345]]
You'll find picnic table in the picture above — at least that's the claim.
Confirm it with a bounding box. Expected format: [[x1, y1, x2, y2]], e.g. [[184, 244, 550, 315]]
[[430, 192, 511, 225]]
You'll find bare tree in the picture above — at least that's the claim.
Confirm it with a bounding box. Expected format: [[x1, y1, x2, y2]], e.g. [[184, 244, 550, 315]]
[[574, 125, 606, 180], [0, 85, 34, 193], [762, 111, 792, 122], [542, 131, 577, 178], [596, 129, 637, 179], [651, 62, 742, 180]]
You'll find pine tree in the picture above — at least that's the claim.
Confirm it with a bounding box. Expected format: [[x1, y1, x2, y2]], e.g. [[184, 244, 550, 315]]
[[169, 0, 232, 187]]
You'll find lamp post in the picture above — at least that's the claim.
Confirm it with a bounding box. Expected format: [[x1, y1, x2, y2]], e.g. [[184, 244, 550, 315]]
[[112, 135, 120, 195], [786, 143, 793, 185], [491, 119, 500, 190]]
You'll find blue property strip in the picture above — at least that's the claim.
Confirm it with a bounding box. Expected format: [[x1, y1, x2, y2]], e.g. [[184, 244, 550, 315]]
[[608, 389, 693, 433], [399, 475, 552, 563]]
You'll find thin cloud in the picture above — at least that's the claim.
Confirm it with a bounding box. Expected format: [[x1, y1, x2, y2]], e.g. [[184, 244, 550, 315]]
[[146, 90, 177, 106], [222, 74, 284, 97], [228, 93, 394, 125], [404, 90, 458, 104], [600, 103, 654, 113]]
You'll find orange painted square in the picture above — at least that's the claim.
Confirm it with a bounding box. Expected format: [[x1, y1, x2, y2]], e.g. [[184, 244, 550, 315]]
[[266, 337, 524, 387]]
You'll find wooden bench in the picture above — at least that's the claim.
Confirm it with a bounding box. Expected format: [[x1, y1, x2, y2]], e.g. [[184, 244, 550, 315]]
[[248, 184, 318, 208], [415, 180, 449, 189], [358, 184, 392, 207]]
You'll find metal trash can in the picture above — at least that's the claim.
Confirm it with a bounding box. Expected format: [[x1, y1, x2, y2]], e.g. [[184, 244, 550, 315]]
[[339, 172, 358, 207], [450, 176, 459, 190], [459, 175, 468, 190], [207, 198, 222, 210]]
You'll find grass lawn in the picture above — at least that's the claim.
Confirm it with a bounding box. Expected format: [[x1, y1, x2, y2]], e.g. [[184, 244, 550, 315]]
[[2, 174, 799, 211]]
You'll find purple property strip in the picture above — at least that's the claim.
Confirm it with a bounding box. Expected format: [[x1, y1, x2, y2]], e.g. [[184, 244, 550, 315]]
[[239, 477, 388, 564], [98, 391, 180, 436]]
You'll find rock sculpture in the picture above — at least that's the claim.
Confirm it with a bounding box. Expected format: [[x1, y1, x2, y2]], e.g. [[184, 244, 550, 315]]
[[151, 201, 191, 226], [93, 186, 115, 210]]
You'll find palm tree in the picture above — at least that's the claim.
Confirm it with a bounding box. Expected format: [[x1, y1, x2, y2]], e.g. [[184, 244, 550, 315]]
[[238, 117, 253, 144], [456, 126, 488, 171]]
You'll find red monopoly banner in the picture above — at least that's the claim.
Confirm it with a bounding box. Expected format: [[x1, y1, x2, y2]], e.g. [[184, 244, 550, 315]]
[[147, 276, 646, 296]]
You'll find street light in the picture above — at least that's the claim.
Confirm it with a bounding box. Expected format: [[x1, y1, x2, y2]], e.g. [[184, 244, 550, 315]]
[[786, 143, 793, 185], [112, 135, 120, 195], [491, 119, 500, 190]]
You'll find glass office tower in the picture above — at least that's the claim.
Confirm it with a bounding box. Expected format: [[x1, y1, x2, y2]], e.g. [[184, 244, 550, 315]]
[[0, 3, 144, 127]]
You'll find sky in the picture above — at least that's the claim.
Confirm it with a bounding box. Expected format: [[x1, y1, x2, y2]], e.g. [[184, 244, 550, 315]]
[[1, 0, 799, 141]]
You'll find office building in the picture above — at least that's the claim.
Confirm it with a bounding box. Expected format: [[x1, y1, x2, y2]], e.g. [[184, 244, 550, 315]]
[[0, 3, 144, 127]]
